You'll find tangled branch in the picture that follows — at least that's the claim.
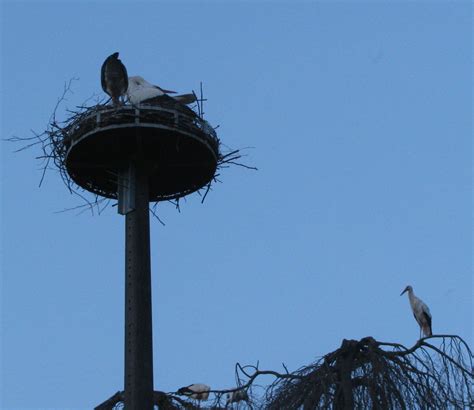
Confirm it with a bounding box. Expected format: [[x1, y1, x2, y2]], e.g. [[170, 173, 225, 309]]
[[96, 335, 472, 409], [264, 335, 473, 409]]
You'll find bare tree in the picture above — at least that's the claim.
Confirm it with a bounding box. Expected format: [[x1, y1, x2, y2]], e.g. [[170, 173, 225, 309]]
[[263, 335, 473, 409], [96, 335, 472, 409]]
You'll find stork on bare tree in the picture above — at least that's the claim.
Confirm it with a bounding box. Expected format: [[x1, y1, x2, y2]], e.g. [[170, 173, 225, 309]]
[[177, 383, 211, 401], [101, 52, 128, 107], [400, 285, 432, 339]]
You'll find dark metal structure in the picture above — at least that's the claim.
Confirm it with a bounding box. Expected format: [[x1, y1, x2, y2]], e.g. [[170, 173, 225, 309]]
[[65, 105, 219, 202], [65, 104, 219, 409], [123, 160, 153, 408]]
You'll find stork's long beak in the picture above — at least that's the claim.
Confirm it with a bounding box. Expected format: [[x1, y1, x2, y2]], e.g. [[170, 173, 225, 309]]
[[400, 288, 408, 296]]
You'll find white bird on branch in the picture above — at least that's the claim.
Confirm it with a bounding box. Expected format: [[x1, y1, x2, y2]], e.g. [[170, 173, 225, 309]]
[[127, 75, 196, 105], [400, 285, 433, 339], [177, 383, 210, 401], [101, 52, 128, 107]]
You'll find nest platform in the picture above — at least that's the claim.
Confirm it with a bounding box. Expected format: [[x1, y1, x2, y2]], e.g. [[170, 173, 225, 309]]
[[64, 103, 219, 202]]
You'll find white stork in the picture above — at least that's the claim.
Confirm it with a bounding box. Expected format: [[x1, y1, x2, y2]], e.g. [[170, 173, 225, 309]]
[[177, 383, 210, 401], [127, 76, 196, 105], [400, 285, 433, 339], [101, 52, 128, 107]]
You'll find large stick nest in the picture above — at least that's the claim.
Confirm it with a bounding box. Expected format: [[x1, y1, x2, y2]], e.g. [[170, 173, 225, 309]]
[[10, 80, 255, 217]]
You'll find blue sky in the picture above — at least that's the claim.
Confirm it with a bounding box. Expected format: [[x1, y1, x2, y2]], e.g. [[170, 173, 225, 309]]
[[1, 1, 472, 408]]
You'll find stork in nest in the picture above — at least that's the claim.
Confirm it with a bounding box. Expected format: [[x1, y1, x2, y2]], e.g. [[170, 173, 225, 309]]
[[101, 52, 128, 107]]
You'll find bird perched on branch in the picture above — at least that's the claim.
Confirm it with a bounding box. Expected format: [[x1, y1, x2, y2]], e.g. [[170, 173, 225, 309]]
[[177, 383, 210, 401], [101, 52, 128, 107], [400, 285, 432, 339], [127, 75, 196, 105]]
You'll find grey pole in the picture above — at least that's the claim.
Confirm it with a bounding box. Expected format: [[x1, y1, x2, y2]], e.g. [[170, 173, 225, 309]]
[[121, 160, 154, 409]]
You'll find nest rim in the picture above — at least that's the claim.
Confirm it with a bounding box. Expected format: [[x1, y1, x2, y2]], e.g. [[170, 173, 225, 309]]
[[63, 104, 220, 202]]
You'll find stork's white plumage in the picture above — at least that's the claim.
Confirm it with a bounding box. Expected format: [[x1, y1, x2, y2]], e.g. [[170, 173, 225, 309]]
[[177, 383, 210, 400], [127, 76, 196, 105], [400, 285, 433, 339]]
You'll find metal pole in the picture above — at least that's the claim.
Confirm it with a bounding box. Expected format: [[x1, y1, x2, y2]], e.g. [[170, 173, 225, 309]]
[[123, 160, 154, 409]]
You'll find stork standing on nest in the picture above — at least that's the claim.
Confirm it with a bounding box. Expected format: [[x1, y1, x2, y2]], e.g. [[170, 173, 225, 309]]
[[127, 75, 196, 105], [400, 285, 433, 339], [101, 52, 128, 107]]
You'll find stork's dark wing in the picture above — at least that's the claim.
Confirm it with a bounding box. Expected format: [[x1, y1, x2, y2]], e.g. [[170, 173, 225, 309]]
[[101, 55, 112, 93], [423, 311, 432, 336], [139, 94, 197, 117], [174, 93, 197, 105]]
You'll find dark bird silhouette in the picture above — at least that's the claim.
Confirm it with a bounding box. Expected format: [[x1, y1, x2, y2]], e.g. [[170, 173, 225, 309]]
[[101, 52, 128, 107]]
